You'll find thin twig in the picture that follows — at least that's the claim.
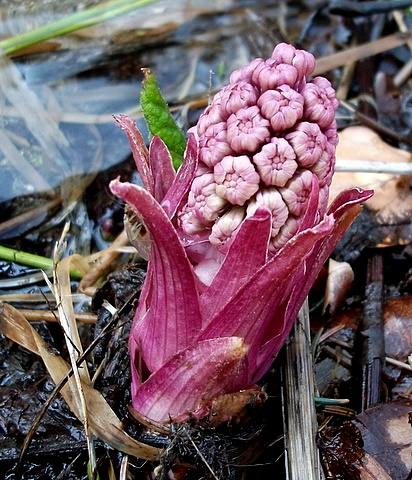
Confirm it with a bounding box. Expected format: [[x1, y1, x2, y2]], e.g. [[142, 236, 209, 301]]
[[21, 309, 97, 324], [385, 356, 412, 372], [392, 10, 412, 87], [335, 160, 412, 174], [186, 433, 220, 480], [313, 30, 412, 75], [340, 99, 412, 145]]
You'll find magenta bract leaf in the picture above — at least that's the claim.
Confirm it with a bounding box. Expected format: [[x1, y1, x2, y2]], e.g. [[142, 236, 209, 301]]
[[197, 214, 335, 375], [129, 333, 142, 395], [132, 337, 249, 423], [251, 187, 374, 381], [113, 114, 154, 195], [199, 206, 271, 326], [109, 179, 202, 373], [161, 134, 198, 218], [149, 135, 175, 203], [299, 174, 320, 231], [327, 187, 373, 216]]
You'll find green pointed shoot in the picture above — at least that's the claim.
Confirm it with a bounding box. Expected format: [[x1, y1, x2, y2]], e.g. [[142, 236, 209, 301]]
[[140, 68, 186, 169]]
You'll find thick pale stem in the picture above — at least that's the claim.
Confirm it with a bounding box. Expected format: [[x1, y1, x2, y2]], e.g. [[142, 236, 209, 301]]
[[283, 298, 321, 480]]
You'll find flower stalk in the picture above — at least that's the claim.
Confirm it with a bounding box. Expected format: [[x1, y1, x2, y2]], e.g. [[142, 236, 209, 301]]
[[110, 43, 373, 424]]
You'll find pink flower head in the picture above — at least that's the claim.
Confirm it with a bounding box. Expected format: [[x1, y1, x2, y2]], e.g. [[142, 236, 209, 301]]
[[318, 185, 331, 218], [302, 77, 340, 129], [252, 137, 297, 187], [258, 85, 304, 131], [226, 106, 270, 153], [214, 155, 260, 205], [271, 42, 316, 83], [270, 215, 301, 252], [286, 121, 327, 167], [179, 205, 211, 236], [323, 119, 339, 147], [218, 81, 260, 116], [279, 169, 314, 216], [198, 122, 233, 167], [310, 142, 336, 189], [108, 43, 373, 425], [247, 188, 289, 238], [196, 102, 226, 135], [229, 57, 264, 84], [209, 206, 245, 251], [188, 172, 227, 223], [251, 59, 299, 92]]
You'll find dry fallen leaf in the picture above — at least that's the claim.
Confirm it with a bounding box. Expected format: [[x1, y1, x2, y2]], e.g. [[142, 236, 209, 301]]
[[383, 296, 412, 362], [323, 258, 355, 316], [332, 126, 412, 248], [359, 452, 394, 480], [321, 295, 412, 362], [333, 126, 411, 203], [0, 302, 160, 461], [354, 400, 412, 480], [317, 421, 393, 479]]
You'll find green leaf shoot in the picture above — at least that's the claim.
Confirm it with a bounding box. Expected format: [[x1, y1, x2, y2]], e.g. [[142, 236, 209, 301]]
[[140, 68, 186, 169]]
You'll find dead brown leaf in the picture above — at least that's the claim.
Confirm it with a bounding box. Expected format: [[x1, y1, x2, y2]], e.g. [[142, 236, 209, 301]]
[[354, 400, 412, 480], [322, 295, 412, 363], [332, 126, 412, 247], [323, 258, 355, 316], [318, 421, 393, 479], [383, 297, 412, 362]]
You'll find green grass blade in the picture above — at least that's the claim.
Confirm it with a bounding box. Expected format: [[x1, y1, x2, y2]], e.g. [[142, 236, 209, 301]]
[[0, 245, 83, 279], [0, 0, 161, 56]]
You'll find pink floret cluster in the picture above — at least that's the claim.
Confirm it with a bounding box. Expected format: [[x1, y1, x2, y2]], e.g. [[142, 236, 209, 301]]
[[181, 43, 339, 254]]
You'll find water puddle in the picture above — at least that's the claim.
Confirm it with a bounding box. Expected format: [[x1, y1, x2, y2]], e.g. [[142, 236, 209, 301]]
[[0, 0, 303, 204]]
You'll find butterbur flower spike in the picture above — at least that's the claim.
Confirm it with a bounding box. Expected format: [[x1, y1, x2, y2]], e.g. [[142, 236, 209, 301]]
[[110, 43, 373, 424]]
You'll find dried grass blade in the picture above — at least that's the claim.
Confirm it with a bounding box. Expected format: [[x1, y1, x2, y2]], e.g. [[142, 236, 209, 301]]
[[79, 229, 130, 295], [53, 255, 90, 380], [49, 226, 96, 471], [0, 302, 160, 460], [119, 455, 129, 480]]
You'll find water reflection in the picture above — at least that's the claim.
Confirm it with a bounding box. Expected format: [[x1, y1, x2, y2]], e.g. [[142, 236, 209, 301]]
[[0, 0, 300, 239]]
